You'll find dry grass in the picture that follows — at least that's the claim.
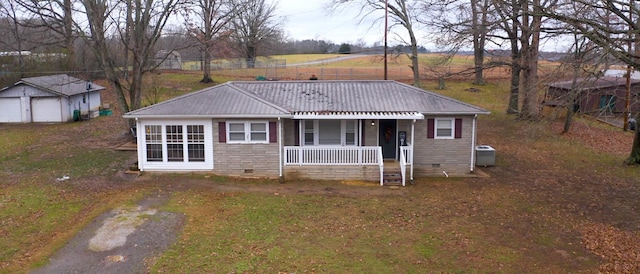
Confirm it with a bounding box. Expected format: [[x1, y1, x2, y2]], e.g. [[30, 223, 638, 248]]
[[2, 68, 640, 272]]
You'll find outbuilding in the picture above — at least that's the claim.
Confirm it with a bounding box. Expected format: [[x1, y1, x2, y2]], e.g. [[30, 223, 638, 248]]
[[0, 74, 105, 123]]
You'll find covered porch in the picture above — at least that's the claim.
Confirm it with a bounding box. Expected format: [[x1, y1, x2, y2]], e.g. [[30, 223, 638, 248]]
[[278, 111, 423, 186]]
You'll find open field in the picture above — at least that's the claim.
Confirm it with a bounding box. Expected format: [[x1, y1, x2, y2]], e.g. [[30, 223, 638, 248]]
[[198, 53, 561, 82], [2, 71, 640, 272]]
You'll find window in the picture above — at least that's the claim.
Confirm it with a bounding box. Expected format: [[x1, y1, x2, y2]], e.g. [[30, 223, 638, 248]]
[[166, 125, 184, 161], [301, 120, 359, 146], [345, 121, 356, 145], [227, 121, 269, 143], [304, 120, 314, 145], [250, 123, 267, 141], [318, 120, 341, 145], [435, 118, 454, 139], [187, 125, 205, 162], [228, 122, 246, 141], [144, 124, 209, 163], [145, 125, 162, 161]]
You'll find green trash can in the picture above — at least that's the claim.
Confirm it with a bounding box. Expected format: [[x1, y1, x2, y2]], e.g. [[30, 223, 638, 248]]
[[73, 109, 80, 121], [256, 76, 266, 81]]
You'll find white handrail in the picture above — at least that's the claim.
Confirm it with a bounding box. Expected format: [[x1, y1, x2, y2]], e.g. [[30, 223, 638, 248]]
[[378, 147, 384, 186], [399, 147, 407, 186]]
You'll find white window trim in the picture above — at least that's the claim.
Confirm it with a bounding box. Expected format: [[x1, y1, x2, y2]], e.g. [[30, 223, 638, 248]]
[[138, 120, 213, 171], [226, 121, 269, 144], [434, 118, 455, 139], [300, 119, 359, 146]]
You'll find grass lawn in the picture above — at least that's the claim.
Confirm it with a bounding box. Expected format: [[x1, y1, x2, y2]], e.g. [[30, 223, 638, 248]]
[[2, 69, 640, 272]]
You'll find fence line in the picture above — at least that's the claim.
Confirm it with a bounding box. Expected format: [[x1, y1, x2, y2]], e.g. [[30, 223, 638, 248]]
[[179, 58, 514, 81]]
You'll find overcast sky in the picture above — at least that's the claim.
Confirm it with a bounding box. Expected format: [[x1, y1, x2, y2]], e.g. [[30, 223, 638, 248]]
[[275, 0, 387, 46]]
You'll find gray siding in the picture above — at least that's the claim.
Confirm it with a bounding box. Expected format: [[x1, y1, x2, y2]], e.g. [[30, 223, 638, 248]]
[[412, 116, 475, 176]]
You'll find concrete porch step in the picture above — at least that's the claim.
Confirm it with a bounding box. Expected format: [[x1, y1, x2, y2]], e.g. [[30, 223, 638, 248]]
[[383, 172, 403, 186]]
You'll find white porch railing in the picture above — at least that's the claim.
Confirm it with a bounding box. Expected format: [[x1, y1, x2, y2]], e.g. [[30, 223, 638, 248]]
[[400, 146, 413, 186], [284, 146, 385, 185], [284, 146, 383, 166]]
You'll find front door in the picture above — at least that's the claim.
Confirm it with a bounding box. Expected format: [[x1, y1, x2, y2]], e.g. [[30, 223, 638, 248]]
[[379, 119, 397, 159]]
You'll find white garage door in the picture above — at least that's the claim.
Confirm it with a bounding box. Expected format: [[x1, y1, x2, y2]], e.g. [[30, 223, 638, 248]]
[[0, 97, 22, 123], [32, 97, 62, 122]]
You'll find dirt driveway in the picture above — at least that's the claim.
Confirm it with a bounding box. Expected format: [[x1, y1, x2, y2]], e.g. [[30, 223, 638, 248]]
[[31, 191, 183, 274]]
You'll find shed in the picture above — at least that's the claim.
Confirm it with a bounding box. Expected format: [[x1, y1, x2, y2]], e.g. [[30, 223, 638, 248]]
[[545, 76, 640, 115], [0, 74, 105, 123]]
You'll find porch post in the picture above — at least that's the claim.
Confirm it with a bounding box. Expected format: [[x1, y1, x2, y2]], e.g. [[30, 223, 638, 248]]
[[410, 119, 415, 183], [278, 117, 283, 183], [358, 119, 362, 165], [470, 114, 477, 172], [136, 118, 144, 171], [298, 120, 302, 166]]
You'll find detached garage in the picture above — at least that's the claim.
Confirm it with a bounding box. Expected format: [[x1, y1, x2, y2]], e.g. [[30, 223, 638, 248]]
[[0, 74, 105, 123]]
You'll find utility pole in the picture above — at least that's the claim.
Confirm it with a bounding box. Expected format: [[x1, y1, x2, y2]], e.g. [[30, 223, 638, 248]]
[[625, 0, 633, 131], [384, 0, 388, 80]]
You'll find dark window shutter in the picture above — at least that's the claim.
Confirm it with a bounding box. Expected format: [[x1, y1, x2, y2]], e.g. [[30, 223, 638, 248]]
[[294, 120, 300, 146], [218, 122, 226, 143], [427, 119, 434, 139], [269, 121, 277, 143], [455, 118, 462, 139]]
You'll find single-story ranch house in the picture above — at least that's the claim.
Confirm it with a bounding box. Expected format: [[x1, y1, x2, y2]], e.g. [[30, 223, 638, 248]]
[[124, 80, 490, 185], [0, 74, 104, 123]]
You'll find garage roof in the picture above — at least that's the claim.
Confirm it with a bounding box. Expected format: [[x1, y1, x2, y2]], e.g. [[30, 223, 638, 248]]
[[1, 74, 105, 97]]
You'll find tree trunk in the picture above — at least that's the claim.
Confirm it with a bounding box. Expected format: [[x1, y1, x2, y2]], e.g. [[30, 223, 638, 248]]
[[504, 0, 520, 114], [410, 32, 420, 87], [519, 0, 541, 120], [506, 61, 520, 114], [201, 50, 213, 83], [626, 112, 640, 164], [437, 77, 445, 90], [246, 45, 256, 68], [63, 0, 76, 71], [471, 0, 487, 86]]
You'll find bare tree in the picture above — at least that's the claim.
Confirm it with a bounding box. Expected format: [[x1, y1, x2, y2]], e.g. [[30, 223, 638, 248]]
[[470, 0, 491, 85], [229, 0, 281, 68], [183, 0, 234, 83], [79, 0, 182, 117], [541, 0, 640, 163], [491, 0, 522, 114], [427, 0, 495, 85], [14, 0, 77, 70], [0, 0, 29, 77], [329, 0, 424, 86]]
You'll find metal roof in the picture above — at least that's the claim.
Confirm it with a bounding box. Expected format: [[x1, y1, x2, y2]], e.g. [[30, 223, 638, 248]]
[[233, 80, 489, 115], [548, 76, 640, 90], [3, 74, 105, 96], [124, 82, 290, 118], [124, 80, 489, 118]]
